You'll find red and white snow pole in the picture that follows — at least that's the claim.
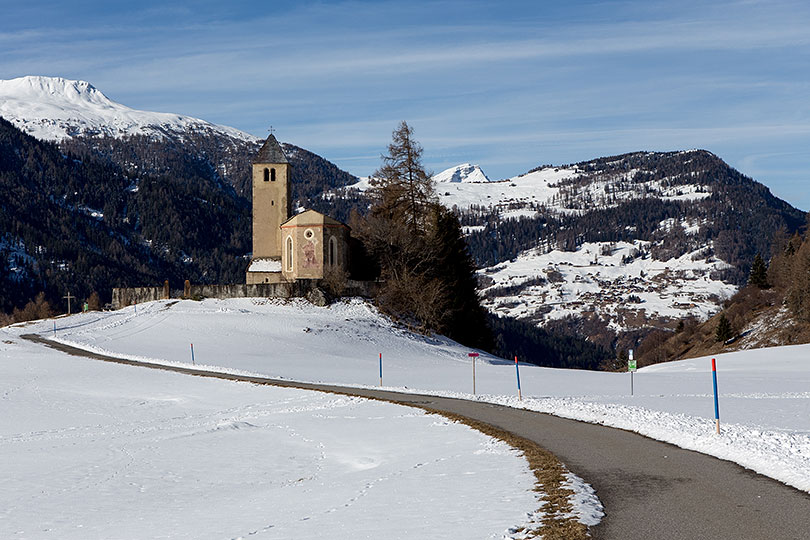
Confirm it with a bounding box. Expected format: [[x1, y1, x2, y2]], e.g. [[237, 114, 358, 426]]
[[712, 358, 720, 434]]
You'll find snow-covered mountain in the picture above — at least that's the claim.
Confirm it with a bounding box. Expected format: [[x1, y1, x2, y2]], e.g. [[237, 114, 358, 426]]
[[448, 151, 804, 348], [339, 151, 804, 349], [432, 163, 491, 183], [0, 75, 257, 143]]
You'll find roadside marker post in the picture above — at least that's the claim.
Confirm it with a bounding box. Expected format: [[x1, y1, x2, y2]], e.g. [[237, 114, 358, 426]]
[[628, 349, 637, 396], [712, 358, 720, 434], [190, 343, 195, 365], [468, 353, 479, 395], [53, 321, 56, 335], [379, 353, 383, 387], [514, 355, 522, 401]]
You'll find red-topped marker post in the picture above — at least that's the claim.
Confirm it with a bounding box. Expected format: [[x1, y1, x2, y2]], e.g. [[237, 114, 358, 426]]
[[468, 353, 479, 395], [514, 355, 522, 400]]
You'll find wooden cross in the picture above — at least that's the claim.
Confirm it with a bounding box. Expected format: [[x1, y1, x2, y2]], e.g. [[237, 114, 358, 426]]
[[63, 291, 75, 315]]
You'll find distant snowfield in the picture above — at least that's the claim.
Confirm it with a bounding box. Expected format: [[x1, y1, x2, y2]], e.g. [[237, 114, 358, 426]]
[[1, 321, 541, 539], [347, 161, 733, 330], [9, 297, 810, 497], [481, 240, 737, 326]]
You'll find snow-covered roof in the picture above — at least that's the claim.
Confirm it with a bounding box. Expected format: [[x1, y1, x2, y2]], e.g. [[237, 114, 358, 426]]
[[247, 258, 282, 273]]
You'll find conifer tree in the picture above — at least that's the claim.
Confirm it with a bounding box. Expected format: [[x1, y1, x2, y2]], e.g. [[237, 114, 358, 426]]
[[748, 254, 769, 289], [368, 121, 436, 234], [715, 313, 733, 343], [356, 122, 491, 348], [428, 205, 491, 349]]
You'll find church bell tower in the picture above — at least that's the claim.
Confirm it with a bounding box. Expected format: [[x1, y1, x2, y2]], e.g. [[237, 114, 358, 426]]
[[251, 134, 291, 259]]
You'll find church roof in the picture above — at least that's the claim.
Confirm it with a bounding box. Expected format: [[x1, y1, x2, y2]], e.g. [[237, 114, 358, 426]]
[[253, 134, 289, 164], [281, 209, 348, 228]]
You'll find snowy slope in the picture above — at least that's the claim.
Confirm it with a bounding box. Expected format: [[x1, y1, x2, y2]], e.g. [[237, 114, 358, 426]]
[[0, 76, 257, 142], [435, 158, 710, 216], [480, 240, 737, 328], [346, 153, 743, 333], [11, 298, 810, 494], [0, 329, 542, 539], [436, 165, 578, 216]]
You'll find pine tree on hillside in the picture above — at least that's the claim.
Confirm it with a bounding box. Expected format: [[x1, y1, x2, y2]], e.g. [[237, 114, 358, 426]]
[[715, 313, 733, 343], [428, 205, 492, 349], [748, 253, 769, 289]]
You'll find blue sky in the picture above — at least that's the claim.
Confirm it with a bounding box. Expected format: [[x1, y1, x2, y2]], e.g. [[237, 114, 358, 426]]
[[2, 0, 809, 209]]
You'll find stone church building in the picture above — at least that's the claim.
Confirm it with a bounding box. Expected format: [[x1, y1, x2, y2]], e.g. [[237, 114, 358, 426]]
[[246, 134, 350, 284]]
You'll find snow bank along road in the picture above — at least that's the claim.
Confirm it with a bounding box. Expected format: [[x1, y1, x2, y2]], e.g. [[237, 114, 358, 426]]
[[24, 334, 810, 540]]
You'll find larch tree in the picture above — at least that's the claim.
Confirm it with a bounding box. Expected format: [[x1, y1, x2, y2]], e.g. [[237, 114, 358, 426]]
[[368, 121, 436, 234], [356, 122, 491, 349]]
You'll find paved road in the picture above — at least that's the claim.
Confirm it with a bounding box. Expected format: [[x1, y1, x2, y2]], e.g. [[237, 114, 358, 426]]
[[23, 334, 810, 540]]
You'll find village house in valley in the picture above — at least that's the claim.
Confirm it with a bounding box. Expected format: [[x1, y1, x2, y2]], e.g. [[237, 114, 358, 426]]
[[246, 134, 350, 284]]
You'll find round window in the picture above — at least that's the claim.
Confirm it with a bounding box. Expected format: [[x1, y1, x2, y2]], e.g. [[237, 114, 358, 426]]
[[304, 229, 314, 240]]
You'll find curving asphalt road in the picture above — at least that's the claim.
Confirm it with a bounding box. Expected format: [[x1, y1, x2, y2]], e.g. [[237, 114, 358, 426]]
[[22, 334, 810, 540]]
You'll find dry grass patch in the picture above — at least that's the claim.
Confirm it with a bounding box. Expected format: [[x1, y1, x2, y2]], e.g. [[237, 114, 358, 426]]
[[422, 407, 591, 540]]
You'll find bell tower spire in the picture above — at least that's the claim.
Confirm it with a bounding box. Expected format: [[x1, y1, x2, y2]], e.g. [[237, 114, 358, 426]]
[[251, 133, 290, 259]]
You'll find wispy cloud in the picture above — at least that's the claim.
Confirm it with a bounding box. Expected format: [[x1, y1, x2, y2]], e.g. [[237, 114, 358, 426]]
[[1, 0, 809, 208]]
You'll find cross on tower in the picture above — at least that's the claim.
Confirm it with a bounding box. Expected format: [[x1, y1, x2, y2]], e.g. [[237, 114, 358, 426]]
[[63, 291, 75, 315], [267, 126, 275, 135]]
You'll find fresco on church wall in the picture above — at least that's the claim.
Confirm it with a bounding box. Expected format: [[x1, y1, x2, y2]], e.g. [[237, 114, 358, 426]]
[[303, 241, 318, 268]]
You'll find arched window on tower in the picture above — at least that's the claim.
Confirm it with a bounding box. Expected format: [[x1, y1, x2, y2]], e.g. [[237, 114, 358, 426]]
[[263, 168, 270, 182], [271, 168, 276, 182], [328, 236, 338, 267], [286, 236, 294, 272]]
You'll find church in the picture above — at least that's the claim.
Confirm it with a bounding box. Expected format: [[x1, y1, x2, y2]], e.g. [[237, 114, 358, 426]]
[[246, 134, 351, 284]]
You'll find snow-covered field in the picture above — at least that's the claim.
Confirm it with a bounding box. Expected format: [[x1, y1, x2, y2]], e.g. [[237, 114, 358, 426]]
[[1, 321, 543, 539], [8, 297, 809, 497]]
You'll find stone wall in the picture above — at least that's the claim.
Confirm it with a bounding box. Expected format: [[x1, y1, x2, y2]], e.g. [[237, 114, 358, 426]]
[[111, 279, 381, 310]]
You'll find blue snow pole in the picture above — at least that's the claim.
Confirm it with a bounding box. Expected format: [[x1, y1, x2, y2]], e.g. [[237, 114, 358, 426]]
[[53, 321, 56, 335], [712, 358, 720, 434], [379, 353, 383, 386], [514, 356, 522, 400], [190, 343, 195, 365]]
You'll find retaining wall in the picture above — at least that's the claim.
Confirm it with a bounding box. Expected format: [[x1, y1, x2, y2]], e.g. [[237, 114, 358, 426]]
[[111, 280, 381, 310]]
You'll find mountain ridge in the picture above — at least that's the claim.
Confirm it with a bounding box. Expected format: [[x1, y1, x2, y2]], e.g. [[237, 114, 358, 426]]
[[0, 75, 256, 143]]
